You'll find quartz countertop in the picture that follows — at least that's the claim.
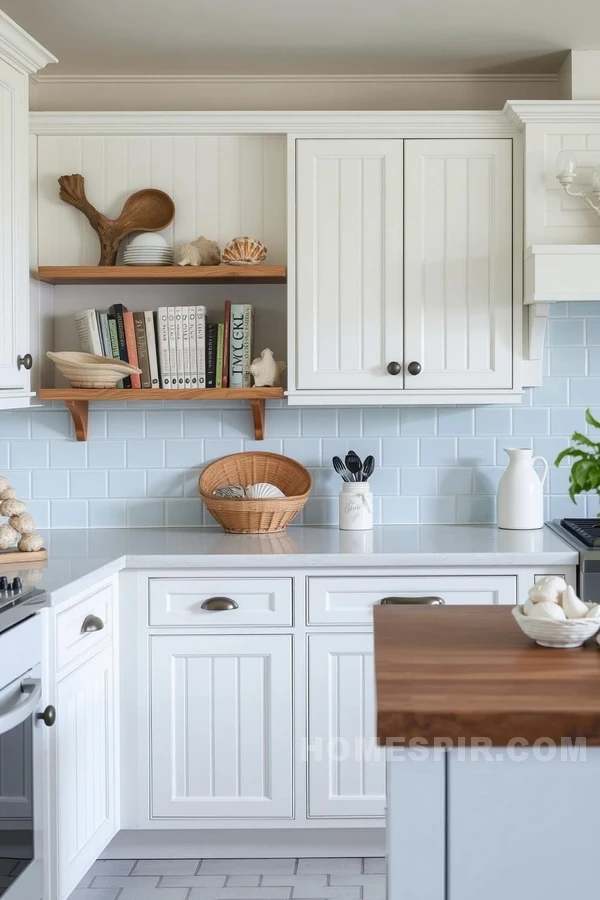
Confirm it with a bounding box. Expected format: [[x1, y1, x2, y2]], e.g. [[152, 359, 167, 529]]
[[14, 525, 577, 606]]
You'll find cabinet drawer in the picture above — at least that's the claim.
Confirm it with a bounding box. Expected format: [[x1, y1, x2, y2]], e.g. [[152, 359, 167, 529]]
[[56, 583, 113, 671], [307, 576, 516, 625], [149, 578, 293, 627]]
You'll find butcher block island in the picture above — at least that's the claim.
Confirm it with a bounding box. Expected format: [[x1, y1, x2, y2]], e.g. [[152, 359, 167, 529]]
[[374, 605, 600, 900]]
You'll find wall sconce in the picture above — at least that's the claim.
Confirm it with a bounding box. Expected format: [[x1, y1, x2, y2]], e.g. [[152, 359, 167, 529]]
[[556, 150, 600, 218]]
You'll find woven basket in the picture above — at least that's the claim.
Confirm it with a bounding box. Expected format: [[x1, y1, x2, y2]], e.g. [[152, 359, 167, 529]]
[[512, 604, 600, 648], [199, 452, 311, 534], [47, 351, 142, 389]]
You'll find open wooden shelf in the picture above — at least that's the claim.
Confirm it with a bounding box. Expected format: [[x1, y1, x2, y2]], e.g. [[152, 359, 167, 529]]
[[39, 387, 285, 441], [36, 265, 286, 285]]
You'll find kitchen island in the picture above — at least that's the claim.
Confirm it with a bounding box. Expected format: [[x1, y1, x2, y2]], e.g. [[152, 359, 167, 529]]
[[374, 605, 600, 900]]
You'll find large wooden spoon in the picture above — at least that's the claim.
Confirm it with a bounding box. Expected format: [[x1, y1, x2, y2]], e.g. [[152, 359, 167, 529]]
[[58, 174, 175, 266]]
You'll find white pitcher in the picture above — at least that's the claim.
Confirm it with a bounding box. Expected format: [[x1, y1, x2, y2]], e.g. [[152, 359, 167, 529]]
[[497, 448, 548, 530]]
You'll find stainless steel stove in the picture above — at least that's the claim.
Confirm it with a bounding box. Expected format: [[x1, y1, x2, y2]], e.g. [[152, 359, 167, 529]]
[[0, 575, 46, 635], [548, 519, 600, 603]]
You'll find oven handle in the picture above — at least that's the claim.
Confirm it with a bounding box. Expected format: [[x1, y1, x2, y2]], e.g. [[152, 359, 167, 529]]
[[0, 679, 42, 736]]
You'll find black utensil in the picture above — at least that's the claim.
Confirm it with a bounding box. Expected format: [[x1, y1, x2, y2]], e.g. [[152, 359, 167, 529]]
[[332, 456, 351, 482], [362, 456, 375, 481], [345, 450, 362, 482]]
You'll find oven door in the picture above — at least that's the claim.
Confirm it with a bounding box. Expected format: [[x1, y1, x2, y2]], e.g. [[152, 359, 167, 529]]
[[0, 666, 44, 900]]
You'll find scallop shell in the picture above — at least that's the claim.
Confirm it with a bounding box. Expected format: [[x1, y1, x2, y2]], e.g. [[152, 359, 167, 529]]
[[222, 236, 267, 265], [244, 482, 286, 499], [213, 484, 246, 500]]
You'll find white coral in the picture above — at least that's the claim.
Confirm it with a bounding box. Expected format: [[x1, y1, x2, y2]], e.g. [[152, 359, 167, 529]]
[[177, 236, 221, 266]]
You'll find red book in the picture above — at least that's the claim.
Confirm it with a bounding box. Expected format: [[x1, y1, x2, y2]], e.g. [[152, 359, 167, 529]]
[[222, 300, 231, 388], [123, 311, 141, 389]]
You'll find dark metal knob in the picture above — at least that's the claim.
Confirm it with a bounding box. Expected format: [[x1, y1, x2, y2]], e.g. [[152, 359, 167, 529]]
[[12, 577, 22, 592], [37, 705, 56, 727], [0, 577, 8, 591], [17, 354, 33, 371], [81, 614, 104, 633], [386, 361, 401, 376], [407, 361, 422, 376], [201, 597, 239, 611]]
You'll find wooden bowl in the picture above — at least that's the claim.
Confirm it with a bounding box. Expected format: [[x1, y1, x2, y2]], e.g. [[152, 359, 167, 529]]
[[512, 604, 600, 648], [47, 351, 142, 388]]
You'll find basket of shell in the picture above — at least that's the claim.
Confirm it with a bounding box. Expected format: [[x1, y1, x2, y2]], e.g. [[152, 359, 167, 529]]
[[199, 452, 311, 534], [512, 575, 600, 648]]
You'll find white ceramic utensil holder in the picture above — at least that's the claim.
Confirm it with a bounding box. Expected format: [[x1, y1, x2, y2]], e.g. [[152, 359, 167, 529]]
[[339, 483, 373, 531], [497, 448, 548, 530]]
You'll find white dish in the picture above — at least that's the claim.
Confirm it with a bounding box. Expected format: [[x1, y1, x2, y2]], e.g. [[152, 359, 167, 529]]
[[126, 232, 170, 249]]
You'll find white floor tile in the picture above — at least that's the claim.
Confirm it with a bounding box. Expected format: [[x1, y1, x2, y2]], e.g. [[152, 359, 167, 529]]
[[92, 875, 159, 889], [291, 888, 361, 899], [363, 858, 386, 875], [262, 876, 327, 887], [162, 875, 228, 887], [200, 859, 296, 875], [119, 887, 189, 900], [227, 875, 261, 886], [296, 860, 363, 876], [132, 858, 200, 875], [69, 891, 119, 900], [89, 859, 136, 876], [330, 876, 385, 886], [187, 889, 292, 899]]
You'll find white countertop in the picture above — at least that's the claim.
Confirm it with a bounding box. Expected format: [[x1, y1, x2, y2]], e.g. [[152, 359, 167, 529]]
[[14, 525, 576, 606]]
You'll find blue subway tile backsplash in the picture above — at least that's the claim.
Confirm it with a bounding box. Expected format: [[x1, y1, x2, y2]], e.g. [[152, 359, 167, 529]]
[[1, 302, 599, 527]]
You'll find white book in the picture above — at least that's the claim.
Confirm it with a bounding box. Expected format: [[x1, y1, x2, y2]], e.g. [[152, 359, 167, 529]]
[[188, 307, 197, 387], [167, 307, 178, 389], [196, 305, 206, 387], [156, 307, 171, 388], [181, 306, 191, 388], [75, 309, 103, 355], [145, 310, 160, 388], [174, 307, 184, 388]]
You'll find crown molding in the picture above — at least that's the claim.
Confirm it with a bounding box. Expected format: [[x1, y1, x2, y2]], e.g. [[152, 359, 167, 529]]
[[30, 72, 557, 86], [0, 10, 57, 75], [505, 100, 600, 125], [29, 109, 519, 137]]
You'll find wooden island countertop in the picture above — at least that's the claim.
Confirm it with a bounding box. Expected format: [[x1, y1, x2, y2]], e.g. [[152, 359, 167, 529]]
[[374, 604, 600, 746]]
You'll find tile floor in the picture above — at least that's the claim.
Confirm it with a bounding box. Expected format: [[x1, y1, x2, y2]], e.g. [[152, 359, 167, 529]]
[[70, 858, 386, 900]]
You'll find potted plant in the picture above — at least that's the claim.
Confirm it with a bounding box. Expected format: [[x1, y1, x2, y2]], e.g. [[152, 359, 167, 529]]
[[555, 408, 600, 507]]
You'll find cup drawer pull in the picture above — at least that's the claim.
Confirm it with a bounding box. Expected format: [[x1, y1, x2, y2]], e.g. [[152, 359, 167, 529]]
[[81, 614, 105, 633], [201, 597, 239, 611], [380, 596, 445, 605]]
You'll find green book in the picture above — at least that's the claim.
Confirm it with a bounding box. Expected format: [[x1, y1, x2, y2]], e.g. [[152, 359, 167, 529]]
[[107, 315, 123, 388], [215, 323, 224, 389]]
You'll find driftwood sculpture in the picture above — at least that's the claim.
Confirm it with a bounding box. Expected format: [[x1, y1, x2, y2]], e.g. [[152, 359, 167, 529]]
[[58, 174, 175, 266]]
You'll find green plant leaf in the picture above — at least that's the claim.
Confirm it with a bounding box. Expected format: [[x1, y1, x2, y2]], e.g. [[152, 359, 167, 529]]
[[585, 408, 600, 430], [572, 431, 599, 450], [555, 447, 591, 466]]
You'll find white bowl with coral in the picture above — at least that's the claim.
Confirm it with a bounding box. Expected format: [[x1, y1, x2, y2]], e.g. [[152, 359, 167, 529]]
[[512, 604, 600, 648]]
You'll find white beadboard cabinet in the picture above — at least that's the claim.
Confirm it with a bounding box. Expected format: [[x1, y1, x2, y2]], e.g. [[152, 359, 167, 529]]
[[149, 634, 293, 819], [0, 12, 55, 407]]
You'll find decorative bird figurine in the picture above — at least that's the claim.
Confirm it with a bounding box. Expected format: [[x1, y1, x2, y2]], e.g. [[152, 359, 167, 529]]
[[249, 348, 286, 387]]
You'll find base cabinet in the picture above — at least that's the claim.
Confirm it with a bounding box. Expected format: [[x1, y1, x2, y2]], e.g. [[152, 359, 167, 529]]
[[308, 634, 385, 818], [149, 634, 293, 819]]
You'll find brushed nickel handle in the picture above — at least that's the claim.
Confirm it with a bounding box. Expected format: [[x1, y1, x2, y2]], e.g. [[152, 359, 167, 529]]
[[407, 361, 422, 376], [37, 705, 56, 727], [201, 597, 239, 611], [17, 353, 33, 371], [380, 596, 445, 605], [81, 614, 104, 633], [386, 361, 401, 376]]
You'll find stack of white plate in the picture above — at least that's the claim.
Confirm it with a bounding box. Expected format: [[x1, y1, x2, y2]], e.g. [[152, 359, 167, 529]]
[[123, 232, 174, 266]]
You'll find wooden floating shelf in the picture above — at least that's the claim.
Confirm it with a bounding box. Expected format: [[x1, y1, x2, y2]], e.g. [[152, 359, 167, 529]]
[[38, 388, 285, 441], [36, 265, 287, 285]]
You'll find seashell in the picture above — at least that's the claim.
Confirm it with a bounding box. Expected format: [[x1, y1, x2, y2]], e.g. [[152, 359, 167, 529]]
[[0, 488, 17, 500], [0, 524, 18, 550], [177, 236, 221, 266], [213, 484, 246, 500], [18, 532, 44, 552], [522, 597, 536, 617], [586, 603, 600, 619], [0, 476, 10, 493], [0, 499, 26, 517], [249, 348, 286, 387], [9, 513, 35, 534], [526, 600, 567, 621], [222, 236, 267, 266], [561, 585, 590, 619], [528, 575, 567, 604], [244, 482, 286, 499]]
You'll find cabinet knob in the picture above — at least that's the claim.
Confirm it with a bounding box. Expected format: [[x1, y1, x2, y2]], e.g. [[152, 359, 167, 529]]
[[37, 705, 56, 727], [17, 353, 33, 371], [201, 597, 239, 611], [81, 614, 104, 633], [407, 361, 422, 376], [386, 361, 401, 376]]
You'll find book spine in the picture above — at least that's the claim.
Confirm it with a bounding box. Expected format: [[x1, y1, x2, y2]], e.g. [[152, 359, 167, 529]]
[[215, 323, 224, 389], [107, 315, 123, 388], [242, 304, 254, 387], [167, 308, 178, 389], [134, 311, 151, 389], [174, 307, 184, 388], [181, 306, 191, 388], [123, 312, 141, 389], [206, 323, 217, 388], [98, 312, 111, 357], [229, 304, 245, 387], [188, 307, 197, 387], [157, 307, 171, 388], [196, 306, 206, 388], [75, 309, 103, 356], [222, 300, 231, 388], [109, 304, 131, 388], [145, 310, 160, 388]]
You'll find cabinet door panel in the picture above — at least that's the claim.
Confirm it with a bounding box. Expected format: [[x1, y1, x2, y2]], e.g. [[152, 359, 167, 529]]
[[150, 635, 293, 818], [295, 139, 403, 390], [404, 139, 513, 390], [308, 634, 385, 817]]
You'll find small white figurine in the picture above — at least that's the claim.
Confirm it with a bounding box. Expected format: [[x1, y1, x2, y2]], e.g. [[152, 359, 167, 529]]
[[177, 236, 221, 266], [249, 348, 286, 387]]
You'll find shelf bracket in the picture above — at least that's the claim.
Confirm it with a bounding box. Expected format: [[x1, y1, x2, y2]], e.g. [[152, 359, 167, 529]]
[[249, 398, 266, 440], [66, 400, 89, 441]]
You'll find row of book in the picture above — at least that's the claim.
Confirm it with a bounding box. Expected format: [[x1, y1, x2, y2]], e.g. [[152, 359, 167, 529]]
[[75, 302, 254, 389]]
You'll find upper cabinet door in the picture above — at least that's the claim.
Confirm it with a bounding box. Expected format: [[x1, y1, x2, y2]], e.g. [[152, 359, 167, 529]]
[[403, 139, 513, 391], [295, 140, 404, 390]]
